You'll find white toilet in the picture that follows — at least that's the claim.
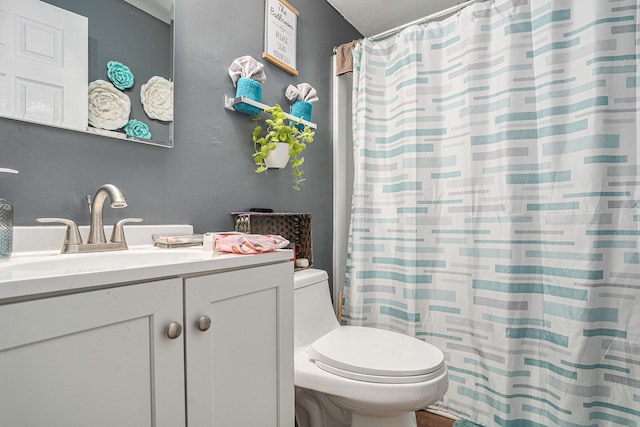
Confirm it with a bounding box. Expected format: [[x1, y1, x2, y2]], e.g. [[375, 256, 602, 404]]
[[294, 269, 449, 427]]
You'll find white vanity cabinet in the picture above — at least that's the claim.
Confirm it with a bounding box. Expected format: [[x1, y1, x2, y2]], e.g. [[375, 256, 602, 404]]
[[0, 278, 186, 427], [185, 262, 293, 426], [0, 255, 293, 427]]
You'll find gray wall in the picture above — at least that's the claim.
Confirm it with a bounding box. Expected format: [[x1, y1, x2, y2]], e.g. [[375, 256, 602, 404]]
[[0, 0, 361, 279]]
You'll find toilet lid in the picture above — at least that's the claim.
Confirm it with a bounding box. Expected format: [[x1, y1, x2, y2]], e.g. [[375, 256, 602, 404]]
[[308, 326, 444, 382]]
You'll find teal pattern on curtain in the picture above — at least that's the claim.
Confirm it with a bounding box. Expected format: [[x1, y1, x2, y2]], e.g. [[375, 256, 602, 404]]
[[345, 0, 639, 425]]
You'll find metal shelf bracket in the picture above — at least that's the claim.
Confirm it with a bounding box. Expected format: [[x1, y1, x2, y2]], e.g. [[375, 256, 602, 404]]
[[224, 95, 317, 130]]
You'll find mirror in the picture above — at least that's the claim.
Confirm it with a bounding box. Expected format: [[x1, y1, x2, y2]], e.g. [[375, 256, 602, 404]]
[[0, 0, 174, 147]]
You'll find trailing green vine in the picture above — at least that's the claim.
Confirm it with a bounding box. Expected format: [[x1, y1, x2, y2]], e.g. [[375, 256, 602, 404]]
[[252, 104, 315, 190]]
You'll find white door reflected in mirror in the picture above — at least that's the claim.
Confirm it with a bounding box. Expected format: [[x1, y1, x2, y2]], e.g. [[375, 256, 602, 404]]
[[0, 0, 174, 148], [0, 0, 88, 131]]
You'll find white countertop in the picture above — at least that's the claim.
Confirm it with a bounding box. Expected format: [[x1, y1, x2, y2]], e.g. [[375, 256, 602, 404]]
[[0, 225, 293, 302]]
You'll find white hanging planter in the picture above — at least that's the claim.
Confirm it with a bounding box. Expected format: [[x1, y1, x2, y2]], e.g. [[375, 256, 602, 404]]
[[265, 143, 290, 169]]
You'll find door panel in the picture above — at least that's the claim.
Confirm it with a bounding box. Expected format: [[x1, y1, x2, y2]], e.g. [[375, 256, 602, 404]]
[[0, 279, 185, 427], [0, 0, 87, 130], [185, 263, 294, 427]]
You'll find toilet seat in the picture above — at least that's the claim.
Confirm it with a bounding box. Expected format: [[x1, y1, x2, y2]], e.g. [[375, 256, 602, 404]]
[[307, 326, 445, 384], [313, 360, 444, 384]]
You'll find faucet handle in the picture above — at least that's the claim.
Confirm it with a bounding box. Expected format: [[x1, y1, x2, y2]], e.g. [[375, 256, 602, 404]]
[[36, 218, 83, 245], [110, 218, 143, 243]]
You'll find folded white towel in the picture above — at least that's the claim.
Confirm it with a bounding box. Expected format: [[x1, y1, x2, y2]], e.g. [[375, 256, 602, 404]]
[[228, 56, 267, 87], [285, 83, 319, 103]]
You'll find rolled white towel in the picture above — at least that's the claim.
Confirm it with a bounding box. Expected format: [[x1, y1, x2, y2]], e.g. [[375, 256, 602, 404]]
[[285, 83, 319, 103], [228, 55, 267, 87]]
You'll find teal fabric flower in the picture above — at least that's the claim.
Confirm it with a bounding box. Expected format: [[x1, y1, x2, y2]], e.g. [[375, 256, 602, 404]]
[[107, 61, 134, 90], [124, 119, 151, 139]]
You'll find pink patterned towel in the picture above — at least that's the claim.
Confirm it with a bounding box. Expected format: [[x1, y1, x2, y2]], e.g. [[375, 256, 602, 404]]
[[213, 234, 290, 254]]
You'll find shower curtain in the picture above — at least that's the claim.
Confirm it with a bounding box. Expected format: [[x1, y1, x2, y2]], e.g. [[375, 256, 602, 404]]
[[344, 0, 639, 425]]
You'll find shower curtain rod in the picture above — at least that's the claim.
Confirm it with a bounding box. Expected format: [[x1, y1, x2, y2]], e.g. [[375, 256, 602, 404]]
[[368, 0, 480, 41], [330, 0, 487, 53]]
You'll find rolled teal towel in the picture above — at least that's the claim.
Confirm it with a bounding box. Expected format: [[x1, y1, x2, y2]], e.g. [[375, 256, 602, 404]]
[[290, 100, 312, 129], [234, 77, 262, 115]]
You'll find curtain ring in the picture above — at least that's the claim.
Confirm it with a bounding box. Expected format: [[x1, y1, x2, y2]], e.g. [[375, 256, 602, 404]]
[[457, 2, 461, 16]]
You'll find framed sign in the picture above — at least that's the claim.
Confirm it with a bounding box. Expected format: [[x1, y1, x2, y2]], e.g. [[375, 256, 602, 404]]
[[263, 0, 298, 75]]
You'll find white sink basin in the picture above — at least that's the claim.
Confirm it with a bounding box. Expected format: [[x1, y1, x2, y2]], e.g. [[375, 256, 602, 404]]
[[0, 247, 209, 274], [1, 224, 207, 279], [0, 225, 292, 302]]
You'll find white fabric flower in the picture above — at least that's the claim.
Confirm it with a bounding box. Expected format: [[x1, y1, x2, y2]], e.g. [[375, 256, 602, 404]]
[[87, 80, 131, 130], [140, 76, 173, 122]]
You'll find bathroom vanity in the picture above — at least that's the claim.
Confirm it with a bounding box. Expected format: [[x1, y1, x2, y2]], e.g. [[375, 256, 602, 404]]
[[0, 227, 294, 427]]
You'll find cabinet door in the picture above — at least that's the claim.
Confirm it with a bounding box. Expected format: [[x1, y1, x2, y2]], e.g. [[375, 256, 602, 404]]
[[185, 262, 294, 427], [0, 279, 185, 427]]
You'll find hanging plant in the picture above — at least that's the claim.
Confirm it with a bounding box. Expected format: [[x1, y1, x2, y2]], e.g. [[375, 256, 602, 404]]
[[251, 104, 315, 191]]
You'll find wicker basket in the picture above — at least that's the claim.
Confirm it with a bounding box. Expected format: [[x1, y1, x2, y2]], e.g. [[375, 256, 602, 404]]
[[232, 212, 313, 267]]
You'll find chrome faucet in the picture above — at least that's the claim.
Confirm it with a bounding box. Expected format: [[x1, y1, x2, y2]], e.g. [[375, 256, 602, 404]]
[[87, 184, 127, 244], [37, 184, 142, 254]]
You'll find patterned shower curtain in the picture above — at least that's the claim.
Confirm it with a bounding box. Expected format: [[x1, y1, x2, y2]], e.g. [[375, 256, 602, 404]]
[[344, 0, 639, 425]]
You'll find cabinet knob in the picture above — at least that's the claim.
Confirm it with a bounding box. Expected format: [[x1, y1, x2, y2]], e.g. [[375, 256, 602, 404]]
[[166, 322, 183, 339], [197, 316, 212, 332]]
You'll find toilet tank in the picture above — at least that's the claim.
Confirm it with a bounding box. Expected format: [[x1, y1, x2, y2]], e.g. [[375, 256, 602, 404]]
[[294, 269, 340, 349]]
